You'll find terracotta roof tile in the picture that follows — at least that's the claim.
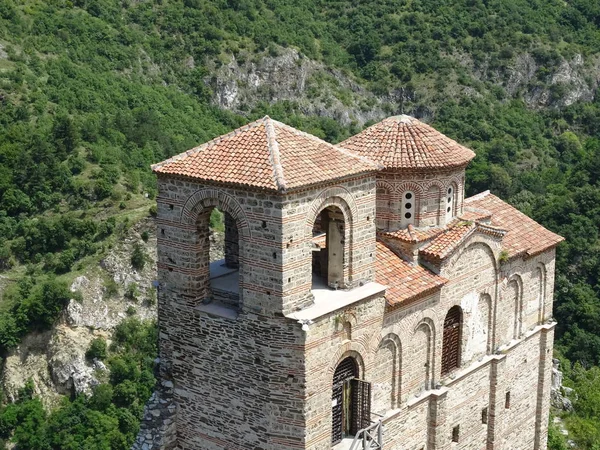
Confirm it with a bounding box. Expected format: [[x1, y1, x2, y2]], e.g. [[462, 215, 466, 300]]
[[465, 191, 565, 258], [379, 224, 447, 244], [152, 117, 379, 192], [376, 241, 447, 306], [339, 115, 476, 171]]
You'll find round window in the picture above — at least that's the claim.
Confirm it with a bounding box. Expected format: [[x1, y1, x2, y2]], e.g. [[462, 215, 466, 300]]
[[405, 202, 412, 209], [448, 187, 452, 194], [405, 212, 412, 219], [405, 192, 412, 200], [447, 197, 452, 203], [447, 207, 451, 213]]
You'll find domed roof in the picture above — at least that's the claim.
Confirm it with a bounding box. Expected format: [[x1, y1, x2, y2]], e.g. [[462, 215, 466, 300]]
[[339, 115, 476, 171]]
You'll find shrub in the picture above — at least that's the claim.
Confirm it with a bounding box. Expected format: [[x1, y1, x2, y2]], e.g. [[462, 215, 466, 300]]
[[125, 283, 139, 301], [86, 337, 108, 361], [130, 244, 147, 271]]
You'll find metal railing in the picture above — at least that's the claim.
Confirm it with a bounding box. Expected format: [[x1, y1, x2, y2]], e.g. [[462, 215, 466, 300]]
[[349, 419, 384, 450]]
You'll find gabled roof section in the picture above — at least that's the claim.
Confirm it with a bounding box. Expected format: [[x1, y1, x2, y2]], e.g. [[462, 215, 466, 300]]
[[465, 191, 565, 258], [152, 116, 379, 193], [419, 221, 506, 264], [376, 241, 447, 306], [339, 115, 476, 171]]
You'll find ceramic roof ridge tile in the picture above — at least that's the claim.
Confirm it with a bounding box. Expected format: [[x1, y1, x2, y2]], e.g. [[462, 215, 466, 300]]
[[264, 117, 286, 192], [420, 222, 481, 262], [269, 118, 381, 170]]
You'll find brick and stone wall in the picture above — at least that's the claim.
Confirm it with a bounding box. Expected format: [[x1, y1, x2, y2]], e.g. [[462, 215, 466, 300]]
[[376, 168, 466, 231]]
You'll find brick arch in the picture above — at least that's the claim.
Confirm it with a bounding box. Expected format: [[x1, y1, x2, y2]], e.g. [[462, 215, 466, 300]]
[[180, 188, 251, 238], [447, 240, 499, 277], [373, 333, 402, 409], [306, 188, 357, 285], [478, 293, 493, 354], [507, 274, 524, 339], [375, 180, 393, 230], [329, 346, 367, 380], [413, 317, 436, 391]]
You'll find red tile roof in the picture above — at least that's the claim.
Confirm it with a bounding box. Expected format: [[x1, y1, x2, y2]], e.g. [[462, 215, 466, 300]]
[[152, 116, 379, 192], [339, 115, 476, 171], [380, 224, 446, 244], [465, 191, 564, 258], [376, 241, 447, 306]]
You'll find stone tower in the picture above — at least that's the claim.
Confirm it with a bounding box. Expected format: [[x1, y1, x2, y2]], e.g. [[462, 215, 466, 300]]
[[146, 115, 563, 450]]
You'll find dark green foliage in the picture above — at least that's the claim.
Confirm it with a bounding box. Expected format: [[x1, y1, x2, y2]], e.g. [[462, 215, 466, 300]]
[[86, 337, 108, 361], [0, 319, 157, 449], [130, 244, 147, 271]]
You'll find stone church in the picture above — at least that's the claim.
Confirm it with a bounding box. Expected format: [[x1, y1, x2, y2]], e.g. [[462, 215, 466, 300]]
[[148, 115, 563, 450]]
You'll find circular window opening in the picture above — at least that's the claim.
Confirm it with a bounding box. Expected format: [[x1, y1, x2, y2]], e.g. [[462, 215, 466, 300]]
[[405, 192, 412, 200], [447, 207, 451, 213], [405, 212, 412, 219], [447, 197, 452, 203], [405, 202, 412, 209], [448, 188, 452, 194]]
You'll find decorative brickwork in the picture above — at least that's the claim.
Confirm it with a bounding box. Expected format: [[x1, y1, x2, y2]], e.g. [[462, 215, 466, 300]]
[[144, 116, 563, 450]]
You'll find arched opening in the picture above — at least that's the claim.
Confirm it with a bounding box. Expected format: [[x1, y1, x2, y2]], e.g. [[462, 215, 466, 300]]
[[331, 356, 371, 445], [400, 191, 415, 228], [312, 206, 345, 289], [201, 207, 241, 309], [375, 187, 391, 230], [445, 185, 455, 223], [441, 306, 463, 376]]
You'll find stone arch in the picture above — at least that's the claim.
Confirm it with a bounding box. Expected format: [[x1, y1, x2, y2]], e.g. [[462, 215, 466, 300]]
[[329, 347, 366, 380], [372, 333, 402, 412], [174, 188, 251, 309], [181, 188, 251, 237], [478, 293, 492, 355], [445, 180, 460, 218], [507, 275, 523, 341], [412, 318, 436, 393], [447, 240, 499, 278], [306, 190, 356, 288]]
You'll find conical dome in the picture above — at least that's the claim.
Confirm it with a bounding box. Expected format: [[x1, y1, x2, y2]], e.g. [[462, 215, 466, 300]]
[[339, 115, 475, 171]]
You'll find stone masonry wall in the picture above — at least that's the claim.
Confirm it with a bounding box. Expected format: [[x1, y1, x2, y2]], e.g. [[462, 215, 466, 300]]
[[376, 169, 466, 231]]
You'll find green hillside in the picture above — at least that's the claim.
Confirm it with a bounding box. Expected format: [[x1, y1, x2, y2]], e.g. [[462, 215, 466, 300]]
[[1, 0, 600, 448]]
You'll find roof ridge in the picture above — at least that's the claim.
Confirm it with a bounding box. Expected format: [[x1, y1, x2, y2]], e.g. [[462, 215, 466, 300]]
[[464, 190, 491, 203], [151, 117, 266, 172], [269, 118, 381, 169], [265, 117, 287, 193]]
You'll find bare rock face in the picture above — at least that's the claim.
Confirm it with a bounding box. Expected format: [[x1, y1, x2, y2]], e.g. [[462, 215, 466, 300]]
[[551, 359, 575, 412], [2, 218, 159, 404], [206, 47, 400, 126]]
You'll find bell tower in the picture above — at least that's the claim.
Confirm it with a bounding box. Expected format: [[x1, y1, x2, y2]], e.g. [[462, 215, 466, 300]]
[[152, 116, 379, 449]]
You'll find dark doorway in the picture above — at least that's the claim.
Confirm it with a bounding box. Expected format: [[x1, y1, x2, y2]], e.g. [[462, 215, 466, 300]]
[[331, 357, 371, 445], [312, 206, 345, 290]]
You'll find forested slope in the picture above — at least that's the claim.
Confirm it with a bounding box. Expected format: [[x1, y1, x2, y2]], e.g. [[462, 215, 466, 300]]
[[1, 0, 600, 448]]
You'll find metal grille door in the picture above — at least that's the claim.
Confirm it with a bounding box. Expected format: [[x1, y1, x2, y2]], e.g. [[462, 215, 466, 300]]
[[441, 306, 462, 375], [332, 357, 358, 445], [351, 379, 372, 435]]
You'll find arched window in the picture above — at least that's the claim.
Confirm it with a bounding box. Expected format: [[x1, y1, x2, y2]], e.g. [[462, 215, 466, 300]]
[[537, 266, 546, 324], [375, 187, 391, 230], [331, 357, 371, 444], [401, 191, 415, 228], [312, 206, 345, 289], [445, 185, 454, 223], [441, 306, 463, 376], [373, 336, 401, 414]]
